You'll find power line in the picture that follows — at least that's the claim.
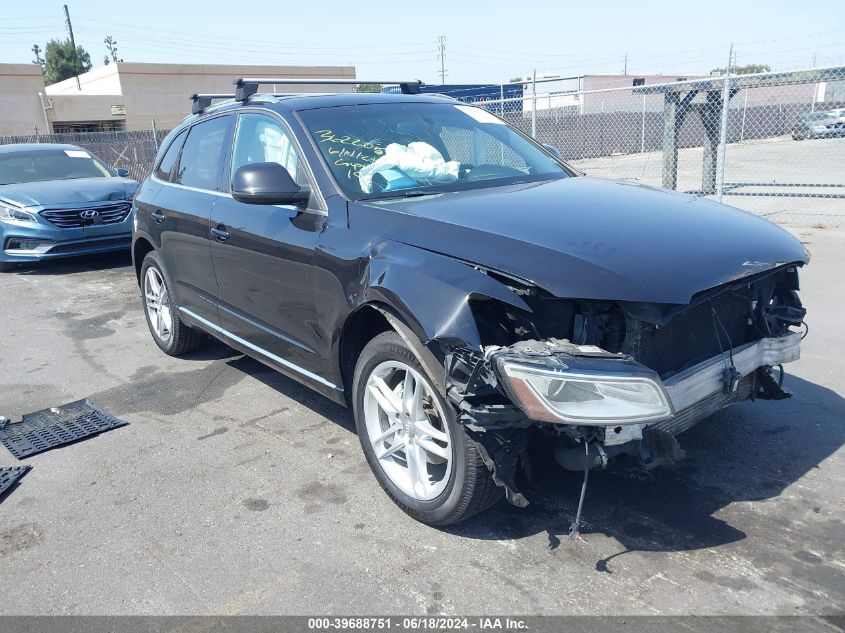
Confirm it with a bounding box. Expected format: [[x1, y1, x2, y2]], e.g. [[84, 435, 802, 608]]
[[73, 16, 433, 51]]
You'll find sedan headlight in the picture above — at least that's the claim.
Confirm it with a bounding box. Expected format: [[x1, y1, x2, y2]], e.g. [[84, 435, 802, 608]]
[[0, 202, 37, 223], [496, 358, 673, 426]]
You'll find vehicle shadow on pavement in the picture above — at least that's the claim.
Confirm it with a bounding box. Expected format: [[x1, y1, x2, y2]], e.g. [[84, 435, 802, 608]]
[[225, 355, 356, 434], [447, 374, 845, 557], [11, 251, 132, 275]]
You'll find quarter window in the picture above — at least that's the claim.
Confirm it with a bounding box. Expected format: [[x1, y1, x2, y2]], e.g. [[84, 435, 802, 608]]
[[154, 129, 187, 182], [174, 116, 232, 191], [230, 113, 302, 185]]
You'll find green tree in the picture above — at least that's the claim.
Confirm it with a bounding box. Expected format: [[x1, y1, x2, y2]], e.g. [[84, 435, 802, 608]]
[[356, 83, 382, 93], [103, 35, 123, 65], [31, 44, 45, 71], [43, 38, 92, 85]]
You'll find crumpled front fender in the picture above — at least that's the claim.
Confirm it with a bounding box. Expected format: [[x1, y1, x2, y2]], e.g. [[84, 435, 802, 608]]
[[359, 240, 532, 351]]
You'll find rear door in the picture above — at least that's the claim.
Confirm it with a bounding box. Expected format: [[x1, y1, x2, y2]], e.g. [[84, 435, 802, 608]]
[[209, 111, 326, 377], [155, 115, 233, 326]]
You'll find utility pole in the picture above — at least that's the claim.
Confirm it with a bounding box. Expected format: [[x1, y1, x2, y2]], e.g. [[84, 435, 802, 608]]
[[437, 36, 447, 85], [63, 4, 81, 90], [715, 43, 733, 202], [623, 52, 628, 76]]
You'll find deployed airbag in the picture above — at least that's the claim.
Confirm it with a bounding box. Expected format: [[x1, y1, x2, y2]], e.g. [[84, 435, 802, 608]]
[[358, 142, 459, 193]]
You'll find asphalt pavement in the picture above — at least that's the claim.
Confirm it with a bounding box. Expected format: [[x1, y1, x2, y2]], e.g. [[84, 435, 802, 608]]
[[0, 227, 843, 615]]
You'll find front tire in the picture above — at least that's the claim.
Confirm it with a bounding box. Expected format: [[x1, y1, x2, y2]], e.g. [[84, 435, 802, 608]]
[[140, 251, 204, 356], [353, 331, 502, 526]]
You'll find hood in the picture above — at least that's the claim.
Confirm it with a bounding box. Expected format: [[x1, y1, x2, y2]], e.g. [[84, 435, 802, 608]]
[[357, 176, 809, 305], [0, 177, 139, 209]]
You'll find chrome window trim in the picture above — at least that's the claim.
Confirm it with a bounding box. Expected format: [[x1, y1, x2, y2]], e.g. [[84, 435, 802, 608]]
[[178, 307, 338, 390], [150, 174, 233, 197], [150, 108, 328, 215]]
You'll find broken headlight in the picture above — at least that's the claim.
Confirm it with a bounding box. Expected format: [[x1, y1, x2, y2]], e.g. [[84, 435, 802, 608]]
[[0, 203, 37, 223], [496, 359, 673, 426]]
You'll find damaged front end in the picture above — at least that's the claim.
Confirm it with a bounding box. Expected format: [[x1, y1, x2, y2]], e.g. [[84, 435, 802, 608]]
[[439, 263, 806, 522]]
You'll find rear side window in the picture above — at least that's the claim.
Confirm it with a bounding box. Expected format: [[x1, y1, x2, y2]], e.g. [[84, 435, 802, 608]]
[[174, 116, 232, 191], [154, 129, 186, 182]]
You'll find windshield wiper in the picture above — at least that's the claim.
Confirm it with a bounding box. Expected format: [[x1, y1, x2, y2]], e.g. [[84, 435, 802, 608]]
[[357, 190, 437, 201]]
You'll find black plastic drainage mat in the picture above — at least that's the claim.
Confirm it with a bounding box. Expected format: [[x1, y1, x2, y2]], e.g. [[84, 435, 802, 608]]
[[0, 465, 31, 501], [0, 399, 127, 459]]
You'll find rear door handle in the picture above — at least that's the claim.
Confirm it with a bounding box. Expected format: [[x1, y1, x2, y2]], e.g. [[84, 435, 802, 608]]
[[210, 225, 230, 242], [150, 211, 165, 224]]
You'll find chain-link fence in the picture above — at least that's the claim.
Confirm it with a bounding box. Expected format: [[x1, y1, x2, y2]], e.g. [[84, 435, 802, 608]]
[[468, 66, 845, 226], [0, 129, 169, 182], [2, 67, 844, 226]]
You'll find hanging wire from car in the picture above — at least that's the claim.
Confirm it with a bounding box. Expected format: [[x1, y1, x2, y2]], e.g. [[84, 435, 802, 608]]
[[710, 302, 740, 393], [568, 439, 591, 544], [801, 320, 810, 340]]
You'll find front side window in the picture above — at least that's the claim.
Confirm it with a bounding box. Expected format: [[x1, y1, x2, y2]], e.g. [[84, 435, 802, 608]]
[[174, 116, 232, 191], [230, 113, 302, 185], [154, 129, 187, 182], [298, 102, 568, 199], [0, 149, 112, 185]]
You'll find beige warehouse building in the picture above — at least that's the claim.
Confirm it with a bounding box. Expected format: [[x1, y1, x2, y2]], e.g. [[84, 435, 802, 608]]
[[0, 62, 356, 136]]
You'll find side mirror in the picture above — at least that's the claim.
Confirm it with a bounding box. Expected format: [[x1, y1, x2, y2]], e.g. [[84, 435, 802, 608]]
[[115, 167, 130, 177], [542, 144, 561, 158], [232, 162, 309, 206]]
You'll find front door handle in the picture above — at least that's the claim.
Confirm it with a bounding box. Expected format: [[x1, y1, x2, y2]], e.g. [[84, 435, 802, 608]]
[[150, 211, 165, 224], [210, 225, 231, 242]]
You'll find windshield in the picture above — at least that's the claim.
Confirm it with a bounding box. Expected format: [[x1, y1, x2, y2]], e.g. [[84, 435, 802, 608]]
[[298, 102, 569, 199], [0, 149, 113, 185]]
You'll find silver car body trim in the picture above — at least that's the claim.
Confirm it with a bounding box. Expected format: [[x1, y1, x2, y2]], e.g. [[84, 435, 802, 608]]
[[178, 307, 338, 390], [663, 332, 802, 412]]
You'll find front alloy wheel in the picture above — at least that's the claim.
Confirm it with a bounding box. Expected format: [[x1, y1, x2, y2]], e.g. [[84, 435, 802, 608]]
[[353, 331, 502, 526], [363, 360, 453, 501]]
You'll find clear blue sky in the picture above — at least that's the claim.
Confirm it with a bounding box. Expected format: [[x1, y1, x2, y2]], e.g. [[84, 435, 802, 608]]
[[1, 0, 842, 84]]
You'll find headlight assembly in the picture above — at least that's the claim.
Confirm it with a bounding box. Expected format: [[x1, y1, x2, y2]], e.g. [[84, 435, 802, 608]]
[[0, 202, 37, 223], [495, 356, 673, 426]]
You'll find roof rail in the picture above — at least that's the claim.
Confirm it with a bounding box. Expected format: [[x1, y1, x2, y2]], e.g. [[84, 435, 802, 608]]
[[233, 77, 423, 101], [190, 93, 235, 115]]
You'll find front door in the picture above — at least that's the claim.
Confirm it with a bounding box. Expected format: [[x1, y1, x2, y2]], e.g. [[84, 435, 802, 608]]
[[210, 112, 325, 377]]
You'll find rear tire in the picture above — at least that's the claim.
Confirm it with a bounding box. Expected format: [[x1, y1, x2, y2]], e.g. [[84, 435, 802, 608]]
[[352, 331, 502, 526], [0, 262, 17, 273], [140, 251, 205, 356]]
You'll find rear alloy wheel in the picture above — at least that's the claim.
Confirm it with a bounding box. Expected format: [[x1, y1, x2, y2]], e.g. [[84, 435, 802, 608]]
[[353, 331, 502, 526], [140, 251, 204, 356], [144, 266, 173, 344]]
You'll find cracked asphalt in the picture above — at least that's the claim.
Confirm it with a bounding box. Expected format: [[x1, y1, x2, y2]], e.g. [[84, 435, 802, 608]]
[[0, 227, 843, 616]]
